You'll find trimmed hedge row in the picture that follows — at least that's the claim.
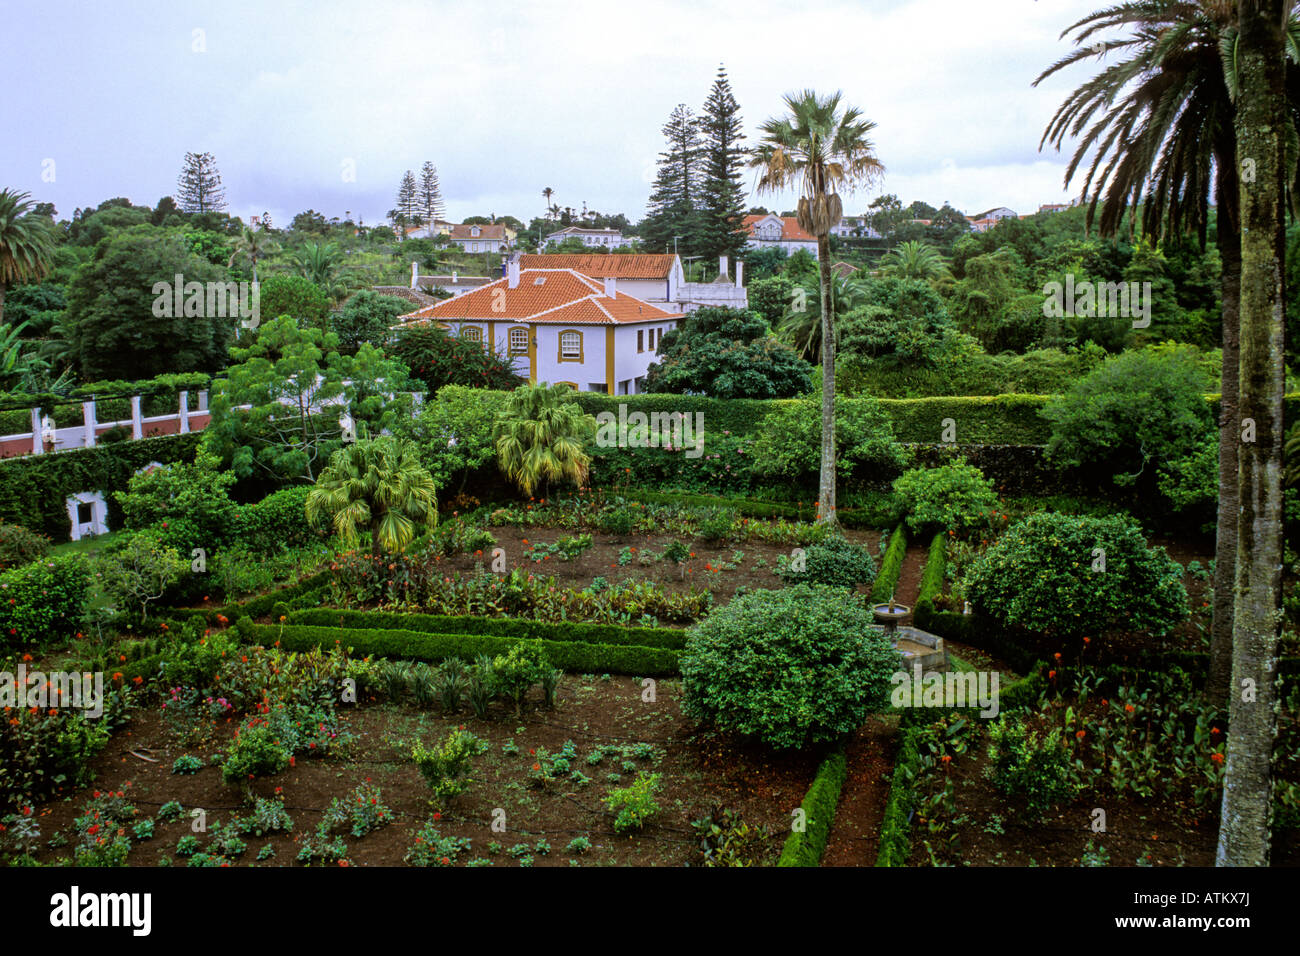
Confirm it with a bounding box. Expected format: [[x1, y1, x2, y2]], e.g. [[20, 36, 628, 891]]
[[616, 488, 885, 529], [0, 433, 204, 541], [167, 570, 333, 625], [232, 620, 682, 676], [915, 533, 946, 612], [287, 608, 688, 650], [776, 748, 847, 867], [868, 526, 908, 604]]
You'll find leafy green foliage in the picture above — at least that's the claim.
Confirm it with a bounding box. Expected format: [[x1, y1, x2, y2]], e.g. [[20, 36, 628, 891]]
[[749, 394, 906, 482], [0, 553, 89, 649], [776, 536, 876, 590], [389, 323, 522, 394], [305, 437, 438, 553], [94, 529, 187, 621], [412, 728, 486, 804], [389, 385, 503, 494], [0, 523, 50, 571], [645, 306, 812, 399], [333, 291, 412, 354], [605, 772, 661, 833], [257, 274, 331, 331], [115, 448, 237, 553], [493, 383, 593, 497], [892, 459, 999, 535], [964, 511, 1188, 637], [681, 584, 901, 749], [221, 720, 292, 784], [987, 719, 1080, 819]]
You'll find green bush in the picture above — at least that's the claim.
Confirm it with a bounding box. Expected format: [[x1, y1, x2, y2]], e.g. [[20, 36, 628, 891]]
[[777, 749, 847, 866], [680, 584, 901, 750], [964, 511, 1188, 638], [0, 523, 51, 572], [776, 536, 876, 590], [868, 526, 908, 604], [750, 395, 907, 484], [412, 728, 485, 804], [987, 719, 1080, 819], [221, 722, 291, 784], [115, 449, 237, 551], [892, 459, 998, 535], [605, 772, 661, 833], [0, 554, 90, 649], [232, 486, 324, 553]]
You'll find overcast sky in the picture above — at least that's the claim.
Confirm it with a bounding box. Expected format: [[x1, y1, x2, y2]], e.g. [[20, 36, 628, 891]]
[[3, 0, 1113, 230]]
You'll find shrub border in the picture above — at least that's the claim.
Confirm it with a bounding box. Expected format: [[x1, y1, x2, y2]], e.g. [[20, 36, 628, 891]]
[[776, 747, 847, 867], [868, 525, 908, 604]]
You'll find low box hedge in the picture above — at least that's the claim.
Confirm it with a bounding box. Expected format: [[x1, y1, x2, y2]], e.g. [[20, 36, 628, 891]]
[[286, 607, 687, 650], [868, 525, 908, 604], [777, 747, 847, 867], [232, 620, 682, 677]]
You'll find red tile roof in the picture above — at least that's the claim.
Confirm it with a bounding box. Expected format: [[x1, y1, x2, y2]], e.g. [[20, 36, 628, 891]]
[[518, 254, 677, 279], [742, 214, 816, 242], [397, 269, 683, 325]]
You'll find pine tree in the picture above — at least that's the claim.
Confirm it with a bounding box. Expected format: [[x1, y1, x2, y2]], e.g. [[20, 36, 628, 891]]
[[642, 104, 704, 257], [698, 66, 749, 268], [393, 170, 419, 238], [176, 152, 227, 214], [419, 162, 445, 230]]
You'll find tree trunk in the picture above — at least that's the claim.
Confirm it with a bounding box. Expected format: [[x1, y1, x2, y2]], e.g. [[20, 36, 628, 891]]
[[0, 283, 6, 328], [1207, 196, 1241, 704], [815, 232, 840, 531], [1216, 0, 1288, 868]]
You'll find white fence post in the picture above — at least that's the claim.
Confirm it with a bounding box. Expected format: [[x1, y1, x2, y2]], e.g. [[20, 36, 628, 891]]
[[178, 390, 190, 434], [31, 407, 42, 455], [83, 400, 97, 448], [130, 395, 143, 439]]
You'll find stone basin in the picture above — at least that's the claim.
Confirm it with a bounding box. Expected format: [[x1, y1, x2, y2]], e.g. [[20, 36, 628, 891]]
[[872, 603, 910, 635]]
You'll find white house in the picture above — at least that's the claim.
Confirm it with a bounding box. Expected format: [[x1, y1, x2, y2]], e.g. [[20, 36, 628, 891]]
[[829, 215, 881, 239], [545, 226, 625, 248], [742, 214, 819, 257], [396, 263, 685, 395], [517, 253, 747, 312], [445, 222, 512, 253]]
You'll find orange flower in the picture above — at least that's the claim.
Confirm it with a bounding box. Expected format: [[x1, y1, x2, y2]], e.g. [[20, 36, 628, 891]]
[[1210, 752, 1225, 765], [1075, 730, 1086, 740], [1124, 703, 1135, 713]]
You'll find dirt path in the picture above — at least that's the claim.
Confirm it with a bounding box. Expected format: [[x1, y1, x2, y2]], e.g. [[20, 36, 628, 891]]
[[820, 716, 897, 867]]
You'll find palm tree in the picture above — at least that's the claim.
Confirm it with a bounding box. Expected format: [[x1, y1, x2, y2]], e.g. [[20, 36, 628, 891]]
[[291, 241, 349, 302], [1216, 0, 1289, 869], [1034, 1, 1300, 702], [542, 187, 554, 220], [0, 188, 55, 327], [780, 271, 868, 359], [493, 383, 594, 497], [305, 436, 438, 554], [749, 90, 884, 528], [877, 240, 950, 281], [227, 224, 280, 284]]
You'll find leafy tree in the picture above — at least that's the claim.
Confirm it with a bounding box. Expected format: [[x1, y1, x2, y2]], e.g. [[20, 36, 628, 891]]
[[742, 245, 788, 280], [779, 272, 866, 360], [698, 65, 749, 264], [0, 189, 56, 326], [750, 89, 884, 528], [175, 152, 227, 213], [866, 193, 908, 240], [290, 242, 348, 304], [95, 529, 187, 622], [878, 240, 949, 281], [747, 274, 795, 327], [305, 437, 438, 554], [838, 276, 956, 367], [389, 324, 523, 393], [492, 383, 594, 497], [67, 205, 152, 248], [389, 385, 504, 496], [749, 394, 906, 485], [257, 274, 331, 331], [152, 196, 180, 226], [226, 225, 279, 284], [643, 306, 812, 399], [204, 316, 412, 483], [62, 226, 231, 379], [892, 460, 998, 536], [642, 104, 704, 257], [0, 281, 63, 334], [115, 449, 238, 554], [334, 291, 410, 354], [1042, 348, 1212, 490], [680, 584, 901, 750]]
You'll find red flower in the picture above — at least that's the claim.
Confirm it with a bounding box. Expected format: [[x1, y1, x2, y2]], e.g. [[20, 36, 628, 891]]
[[1210, 752, 1225, 765]]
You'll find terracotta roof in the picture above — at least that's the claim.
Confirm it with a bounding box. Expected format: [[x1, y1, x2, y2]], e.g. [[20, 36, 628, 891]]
[[518, 254, 677, 280], [830, 262, 859, 279], [448, 223, 507, 240], [742, 214, 816, 242], [397, 269, 684, 325]]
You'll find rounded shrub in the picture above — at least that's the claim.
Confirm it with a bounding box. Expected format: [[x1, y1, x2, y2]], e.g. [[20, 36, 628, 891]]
[[0, 554, 90, 650], [0, 523, 51, 571], [233, 486, 323, 553], [680, 584, 901, 750], [963, 511, 1187, 638], [776, 536, 876, 590], [891, 459, 998, 536]]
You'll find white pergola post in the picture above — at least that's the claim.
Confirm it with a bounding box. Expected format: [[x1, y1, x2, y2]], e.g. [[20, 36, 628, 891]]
[[178, 390, 190, 434], [31, 407, 42, 455], [130, 395, 143, 439], [82, 400, 97, 448]]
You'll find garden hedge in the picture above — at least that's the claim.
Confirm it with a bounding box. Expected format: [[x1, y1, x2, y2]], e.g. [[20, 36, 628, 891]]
[[0, 433, 202, 540], [868, 526, 908, 604], [287, 608, 687, 650], [915, 533, 946, 612], [776, 747, 847, 867], [166, 570, 333, 625], [232, 620, 682, 676], [615, 489, 887, 528]]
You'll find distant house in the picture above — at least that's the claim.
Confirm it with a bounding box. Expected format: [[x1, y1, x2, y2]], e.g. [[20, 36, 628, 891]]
[[395, 262, 685, 395], [518, 252, 747, 312], [743, 214, 819, 257], [405, 262, 495, 299], [828, 216, 880, 239], [830, 261, 859, 279], [445, 222, 512, 253], [545, 226, 625, 249], [1037, 203, 1068, 214]]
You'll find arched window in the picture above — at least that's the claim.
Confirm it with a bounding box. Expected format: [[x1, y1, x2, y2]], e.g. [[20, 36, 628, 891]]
[[508, 327, 529, 355], [557, 329, 583, 362]]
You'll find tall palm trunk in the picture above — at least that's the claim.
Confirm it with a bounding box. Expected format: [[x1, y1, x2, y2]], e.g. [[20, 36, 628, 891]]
[[1216, 0, 1288, 868], [1207, 163, 1242, 704], [0, 283, 6, 328], [816, 231, 839, 530]]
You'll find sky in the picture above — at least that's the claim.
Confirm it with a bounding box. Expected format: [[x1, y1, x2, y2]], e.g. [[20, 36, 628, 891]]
[[2, 0, 1114, 231]]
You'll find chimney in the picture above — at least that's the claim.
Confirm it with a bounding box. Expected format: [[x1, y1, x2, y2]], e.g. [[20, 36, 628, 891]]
[[735, 260, 744, 288], [411, 261, 419, 290], [508, 259, 520, 289], [604, 276, 617, 297], [719, 255, 729, 281]]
